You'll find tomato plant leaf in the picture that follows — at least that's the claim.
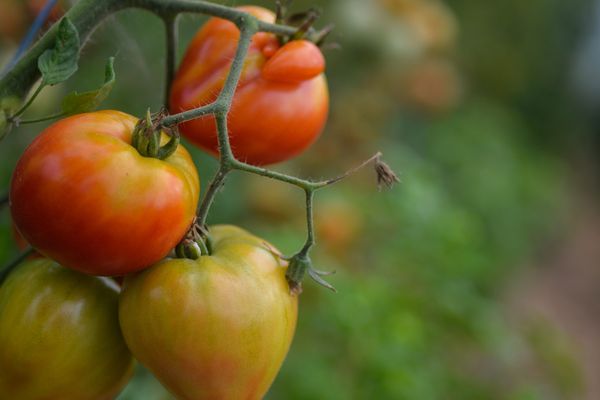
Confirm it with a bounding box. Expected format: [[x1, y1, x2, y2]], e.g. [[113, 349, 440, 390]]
[[61, 57, 116, 115], [38, 17, 80, 86]]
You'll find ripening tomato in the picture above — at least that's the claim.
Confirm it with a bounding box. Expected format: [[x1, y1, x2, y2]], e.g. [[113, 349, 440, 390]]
[[170, 5, 329, 166], [0, 258, 134, 399], [10, 110, 200, 276], [119, 225, 298, 399]]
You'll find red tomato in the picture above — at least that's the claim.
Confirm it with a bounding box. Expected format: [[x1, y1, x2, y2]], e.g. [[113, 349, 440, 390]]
[[10, 110, 200, 276], [170, 6, 329, 166], [119, 225, 298, 399]]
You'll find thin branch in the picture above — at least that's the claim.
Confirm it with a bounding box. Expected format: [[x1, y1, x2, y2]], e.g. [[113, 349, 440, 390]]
[[162, 13, 179, 108], [316, 151, 382, 187], [301, 189, 315, 255], [161, 103, 215, 127], [9, 83, 44, 119], [0, 247, 33, 284], [196, 166, 230, 228], [193, 24, 257, 226]]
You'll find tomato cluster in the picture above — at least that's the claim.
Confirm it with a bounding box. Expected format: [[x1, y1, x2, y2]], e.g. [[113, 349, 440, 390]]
[[2, 4, 329, 399]]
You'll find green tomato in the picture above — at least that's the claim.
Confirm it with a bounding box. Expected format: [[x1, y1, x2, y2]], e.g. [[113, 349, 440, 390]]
[[119, 225, 298, 399], [0, 258, 134, 399]]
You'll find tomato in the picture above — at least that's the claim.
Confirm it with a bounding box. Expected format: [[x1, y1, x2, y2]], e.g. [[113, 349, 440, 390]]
[[170, 5, 329, 166], [10, 110, 200, 276], [0, 258, 134, 399], [119, 225, 298, 399]]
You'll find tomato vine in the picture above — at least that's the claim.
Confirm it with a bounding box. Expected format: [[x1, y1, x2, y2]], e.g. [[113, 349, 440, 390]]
[[0, 0, 398, 292]]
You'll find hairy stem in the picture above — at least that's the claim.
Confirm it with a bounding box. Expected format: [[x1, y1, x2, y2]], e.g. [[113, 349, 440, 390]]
[[193, 24, 256, 226], [196, 166, 230, 228], [301, 189, 315, 255]]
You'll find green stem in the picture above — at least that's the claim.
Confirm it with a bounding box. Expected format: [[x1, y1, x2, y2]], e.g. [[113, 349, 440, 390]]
[[232, 160, 319, 191], [0, 247, 33, 284], [161, 104, 215, 127], [19, 112, 67, 124], [196, 166, 230, 227], [162, 12, 178, 108], [301, 189, 316, 255], [9, 83, 44, 119]]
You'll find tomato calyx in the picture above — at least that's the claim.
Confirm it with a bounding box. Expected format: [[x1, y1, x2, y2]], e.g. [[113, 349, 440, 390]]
[[285, 253, 336, 295], [131, 109, 180, 160], [274, 1, 334, 47], [174, 219, 211, 259]]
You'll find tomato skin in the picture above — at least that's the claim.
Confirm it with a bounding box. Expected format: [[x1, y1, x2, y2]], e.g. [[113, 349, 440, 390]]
[[0, 258, 134, 399], [170, 6, 329, 166], [119, 225, 298, 400], [10, 110, 200, 276]]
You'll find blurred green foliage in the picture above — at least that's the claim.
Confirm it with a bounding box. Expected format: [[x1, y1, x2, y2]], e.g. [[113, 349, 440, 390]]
[[0, 0, 592, 399]]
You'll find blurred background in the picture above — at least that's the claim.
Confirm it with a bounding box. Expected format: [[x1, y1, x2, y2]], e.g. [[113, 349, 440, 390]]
[[1, 0, 600, 399]]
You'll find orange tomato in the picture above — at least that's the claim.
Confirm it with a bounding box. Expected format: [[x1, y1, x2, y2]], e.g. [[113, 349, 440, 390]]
[[10, 110, 200, 276], [170, 6, 329, 166]]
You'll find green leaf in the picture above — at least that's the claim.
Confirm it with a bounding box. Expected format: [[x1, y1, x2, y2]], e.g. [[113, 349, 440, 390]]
[[61, 57, 116, 115], [38, 17, 80, 86]]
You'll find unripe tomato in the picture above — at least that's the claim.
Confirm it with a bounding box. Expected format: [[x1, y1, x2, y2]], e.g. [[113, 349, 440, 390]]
[[119, 225, 298, 400], [170, 6, 329, 166], [10, 110, 200, 276], [0, 258, 134, 399]]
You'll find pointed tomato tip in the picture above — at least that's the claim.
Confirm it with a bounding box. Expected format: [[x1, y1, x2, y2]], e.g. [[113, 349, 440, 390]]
[[262, 40, 325, 83]]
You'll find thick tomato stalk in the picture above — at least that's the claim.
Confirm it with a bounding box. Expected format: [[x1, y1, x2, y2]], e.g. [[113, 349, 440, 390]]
[[170, 5, 329, 166], [0, 258, 134, 399], [119, 225, 298, 400], [10, 110, 200, 276]]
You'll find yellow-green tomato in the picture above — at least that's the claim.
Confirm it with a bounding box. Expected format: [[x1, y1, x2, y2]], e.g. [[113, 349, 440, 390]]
[[0, 258, 134, 399], [119, 225, 298, 400]]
